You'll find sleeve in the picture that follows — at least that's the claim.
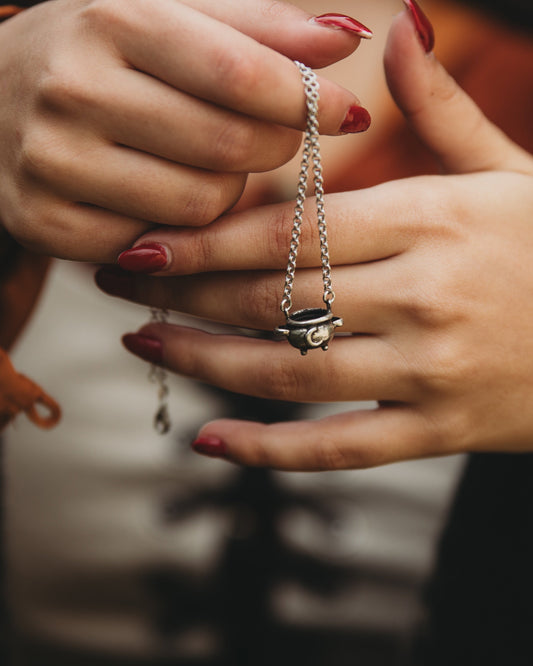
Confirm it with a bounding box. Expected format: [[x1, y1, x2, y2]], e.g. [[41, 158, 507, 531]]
[[0, 3, 61, 429]]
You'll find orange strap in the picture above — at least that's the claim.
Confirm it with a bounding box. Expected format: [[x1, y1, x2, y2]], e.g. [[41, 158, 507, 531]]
[[0, 6, 23, 21], [0, 348, 61, 429], [0, 5, 57, 429]]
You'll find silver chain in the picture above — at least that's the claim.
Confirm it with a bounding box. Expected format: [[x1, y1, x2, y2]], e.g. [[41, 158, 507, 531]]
[[149, 307, 171, 434], [280, 61, 335, 316]]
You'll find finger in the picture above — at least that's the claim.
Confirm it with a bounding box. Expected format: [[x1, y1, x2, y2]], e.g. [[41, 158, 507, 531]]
[[67, 68, 303, 173], [27, 133, 246, 227], [178, 0, 373, 69], [192, 406, 436, 471], [19, 199, 149, 262], [104, 0, 366, 134], [120, 177, 447, 275], [121, 324, 414, 404], [385, 8, 533, 174], [97, 263, 400, 334]]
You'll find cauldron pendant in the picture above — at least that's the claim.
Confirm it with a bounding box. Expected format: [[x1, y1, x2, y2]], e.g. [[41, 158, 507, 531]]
[[276, 307, 344, 355], [276, 62, 343, 356]]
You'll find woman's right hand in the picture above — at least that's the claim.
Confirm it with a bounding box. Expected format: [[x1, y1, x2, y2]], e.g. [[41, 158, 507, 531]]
[[0, 0, 370, 262]]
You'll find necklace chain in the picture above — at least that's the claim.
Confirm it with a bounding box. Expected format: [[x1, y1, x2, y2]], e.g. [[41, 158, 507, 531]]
[[149, 307, 171, 434], [280, 61, 335, 316]]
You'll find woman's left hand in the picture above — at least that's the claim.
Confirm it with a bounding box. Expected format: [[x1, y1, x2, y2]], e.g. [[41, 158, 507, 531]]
[[97, 9, 533, 470]]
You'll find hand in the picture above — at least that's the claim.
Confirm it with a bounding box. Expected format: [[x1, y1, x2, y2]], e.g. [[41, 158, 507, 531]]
[[0, 0, 369, 262], [97, 6, 533, 470]]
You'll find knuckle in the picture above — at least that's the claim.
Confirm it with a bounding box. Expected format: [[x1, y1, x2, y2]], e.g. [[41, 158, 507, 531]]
[[261, 1, 295, 20], [212, 48, 260, 108], [312, 435, 353, 470], [410, 334, 471, 396], [268, 204, 317, 263], [18, 123, 60, 180], [417, 407, 470, 456], [182, 174, 245, 226], [432, 72, 462, 107], [275, 129, 303, 166], [399, 259, 466, 331], [180, 178, 226, 227], [238, 273, 279, 326], [182, 228, 216, 273], [80, 0, 128, 31], [269, 206, 295, 260], [400, 288, 449, 329], [258, 355, 304, 402], [210, 121, 256, 171], [37, 65, 92, 113], [13, 199, 66, 254], [249, 426, 275, 466]]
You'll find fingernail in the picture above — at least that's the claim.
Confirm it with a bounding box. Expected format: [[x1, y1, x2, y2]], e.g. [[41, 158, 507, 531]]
[[95, 266, 136, 299], [122, 333, 163, 364], [339, 105, 372, 134], [192, 436, 227, 459], [118, 243, 168, 274], [402, 0, 435, 53], [312, 13, 373, 39]]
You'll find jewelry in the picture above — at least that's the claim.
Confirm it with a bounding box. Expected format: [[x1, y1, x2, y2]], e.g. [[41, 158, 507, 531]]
[[275, 62, 343, 355], [148, 307, 171, 434]]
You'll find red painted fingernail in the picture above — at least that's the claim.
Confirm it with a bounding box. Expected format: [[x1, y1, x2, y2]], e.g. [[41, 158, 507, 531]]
[[339, 105, 372, 134], [192, 436, 227, 459], [118, 243, 168, 274], [313, 13, 373, 39], [403, 0, 435, 53], [95, 266, 136, 299], [122, 333, 163, 364]]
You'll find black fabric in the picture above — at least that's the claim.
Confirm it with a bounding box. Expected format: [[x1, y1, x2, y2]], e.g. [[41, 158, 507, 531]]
[[416, 453, 533, 666], [149, 391, 413, 665], [456, 0, 533, 30]]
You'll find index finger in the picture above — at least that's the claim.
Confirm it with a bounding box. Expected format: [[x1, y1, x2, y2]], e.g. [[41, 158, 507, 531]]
[[178, 0, 373, 69], [94, 0, 366, 134], [119, 178, 443, 275]]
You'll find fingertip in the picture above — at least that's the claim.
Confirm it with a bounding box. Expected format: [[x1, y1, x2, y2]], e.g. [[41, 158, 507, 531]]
[[402, 0, 435, 54], [310, 14, 373, 40], [122, 331, 163, 364], [282, 11, 372, 69], [95, 265, 136, 300], [196, 417, 287, 466], [384, 11, 436, 113], [191, 434, 229, 459], [192, 419, 247, 463], [118, 242, 171, 274]]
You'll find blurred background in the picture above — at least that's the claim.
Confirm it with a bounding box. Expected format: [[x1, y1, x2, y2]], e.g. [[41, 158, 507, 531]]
[[3, 0, 533, 664]]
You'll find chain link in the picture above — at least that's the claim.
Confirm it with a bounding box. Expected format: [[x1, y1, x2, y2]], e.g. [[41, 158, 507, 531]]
[[280, 62, 335, 316]]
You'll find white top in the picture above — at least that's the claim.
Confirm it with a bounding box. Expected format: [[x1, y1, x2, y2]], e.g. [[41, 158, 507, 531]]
[[5, 260, 465, 662]]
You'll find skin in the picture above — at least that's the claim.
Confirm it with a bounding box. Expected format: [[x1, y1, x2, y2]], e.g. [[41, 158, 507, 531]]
[[100, 12, 533, 470], [0, 0, 364, 262]]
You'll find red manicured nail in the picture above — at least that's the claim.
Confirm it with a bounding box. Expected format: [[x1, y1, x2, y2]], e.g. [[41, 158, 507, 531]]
[[192, 436, 227, 459], [95, 266, 136, 299], [118, 243, 168, 274], [339, 105, 371, 134], [122, 333, 163, 364], [403, 0, 435, 53], [313, 13, 373, 39]]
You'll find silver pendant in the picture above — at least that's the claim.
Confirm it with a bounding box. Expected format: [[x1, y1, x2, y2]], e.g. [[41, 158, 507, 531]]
[[276, 307, 344, 355], [276, 62, 342, 353]]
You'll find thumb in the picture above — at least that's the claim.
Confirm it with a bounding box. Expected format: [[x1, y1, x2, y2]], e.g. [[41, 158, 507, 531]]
[[384, 1, 532, 174]]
